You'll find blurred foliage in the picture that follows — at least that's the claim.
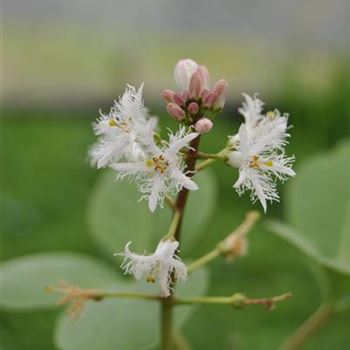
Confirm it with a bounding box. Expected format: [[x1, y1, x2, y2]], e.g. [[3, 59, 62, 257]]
[[2, 66, 350, 349]]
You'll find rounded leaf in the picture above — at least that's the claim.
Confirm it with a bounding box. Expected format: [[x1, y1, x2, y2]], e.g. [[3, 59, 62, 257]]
[[267, 140, 350, 277], [1, 252, 121, 310]]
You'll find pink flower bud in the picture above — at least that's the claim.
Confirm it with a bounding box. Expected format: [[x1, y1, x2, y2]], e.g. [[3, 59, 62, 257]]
[[203, 91, 218, 108], [201, 89, 210, 100], [167, 103, 186, 121], [173, 92, 185, 106], [189, 72, 203, 99], [174, 59, 198, 91], [194, 118, 213, 134], [212, 79, 228, 109], [197, 65, 210, 90], [188, 102, 199, 115], [161, 89, 175, 103]]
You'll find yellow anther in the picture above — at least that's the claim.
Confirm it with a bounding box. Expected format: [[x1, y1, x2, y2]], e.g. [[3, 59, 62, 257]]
[[265, 160, 273, 167], [146, 155, 169, 174], [266, 111, 276, 119], [108, 119, 118, 127], [146, 276, 156, 283]]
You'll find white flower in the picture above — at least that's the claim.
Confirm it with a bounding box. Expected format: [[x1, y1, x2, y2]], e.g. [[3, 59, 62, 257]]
[[116, 240, 187, 297], [111, 127, 199, 212], [89, 84, 155, 168], [174, 59, 199, 91], [238, 93, 265, 132], [227, 118, 295, 212]]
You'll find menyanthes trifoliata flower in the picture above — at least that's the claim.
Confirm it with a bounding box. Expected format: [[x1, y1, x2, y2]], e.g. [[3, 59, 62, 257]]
[[111, 127, 199, 212], [89, 84, 155, 168], [115, 240, 187, 297], [227, 98, 295, 212]]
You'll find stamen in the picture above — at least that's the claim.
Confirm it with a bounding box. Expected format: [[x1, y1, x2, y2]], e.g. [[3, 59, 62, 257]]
[[108, 119, 118, 127], [266, 111, 276, 119], [146, 155, 170, 174], [146, 276, 156, 283], [249, 155, 260, 169]]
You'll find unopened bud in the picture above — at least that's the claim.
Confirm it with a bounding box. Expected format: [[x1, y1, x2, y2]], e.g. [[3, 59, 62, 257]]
[[212, 79, 228, 109], [194, 118, 213, 134], [197, 65, 210, 90], [189, 72, 203, 99], [201, 89, 210, 100], [222, 233, 248, 261], [174, 58, 199, 91], [203, 91, 218, 108], [167, 103, 186, 121], [226, 151, 243, 168], [174, 92, 185, 106], [188, 102, 199, 115], [161, 89, 175, 103]]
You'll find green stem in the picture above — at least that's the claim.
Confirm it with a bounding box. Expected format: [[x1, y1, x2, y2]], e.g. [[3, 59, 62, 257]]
[[165, 195, 176, 210], [187, 249, 221, 274], [279, 303, 334, 350], [195, 158, 217, 171], [173, 292, 292, 308], [187, 211, 261, 274], [195, 149, 228, 171], [100, 291, 161, 301], [164, 209, 182, 240], [197, 152, 228, 161], [161, 298, 173, 350]]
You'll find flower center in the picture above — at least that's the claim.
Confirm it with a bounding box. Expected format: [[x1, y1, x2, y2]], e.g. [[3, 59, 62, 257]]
[[108, 118, 131, 133], [249, 155, 273, 169], [146, 155, 170, 174], [266, 111, 277, 119]]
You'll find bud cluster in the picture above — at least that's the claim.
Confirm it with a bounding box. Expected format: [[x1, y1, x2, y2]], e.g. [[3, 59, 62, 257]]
[[162, 59, 228, 134]]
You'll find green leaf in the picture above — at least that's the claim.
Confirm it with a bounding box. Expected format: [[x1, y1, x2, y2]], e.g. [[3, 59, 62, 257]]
[[268, 140, 350, 275], [87, 169, 217, 258], [0, 252, 120, 310], [266, 221, 349, 275], [55, 269, 208, 350]]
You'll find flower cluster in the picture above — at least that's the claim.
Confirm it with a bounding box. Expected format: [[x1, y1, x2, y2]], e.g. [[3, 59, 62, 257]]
[[162, 58, 228, 134], [89, 59, 295, 296]]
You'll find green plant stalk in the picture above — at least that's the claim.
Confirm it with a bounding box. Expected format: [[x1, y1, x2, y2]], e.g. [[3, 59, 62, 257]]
[[173, 292, 292, 308], [187, 249, 221, 274], [164, 209, 182, 240], [161, 298, 173, 350], [279, 302, 334, 350], [196, 149, 228, 171], [197, 152, 228, 161], [187, 211, 261, 274], [101, 291, 161, 301]]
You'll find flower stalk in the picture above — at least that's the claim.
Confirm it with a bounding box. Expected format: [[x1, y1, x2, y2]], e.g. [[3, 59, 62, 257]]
[[173, 292, 292, 309], [188, 211, 261, 273], [279, 302, 334, 350], [161, 134, 202, 350]]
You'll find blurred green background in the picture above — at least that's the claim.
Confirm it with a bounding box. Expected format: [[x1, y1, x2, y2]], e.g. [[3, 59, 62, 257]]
[[2, 0, 350, 349]]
